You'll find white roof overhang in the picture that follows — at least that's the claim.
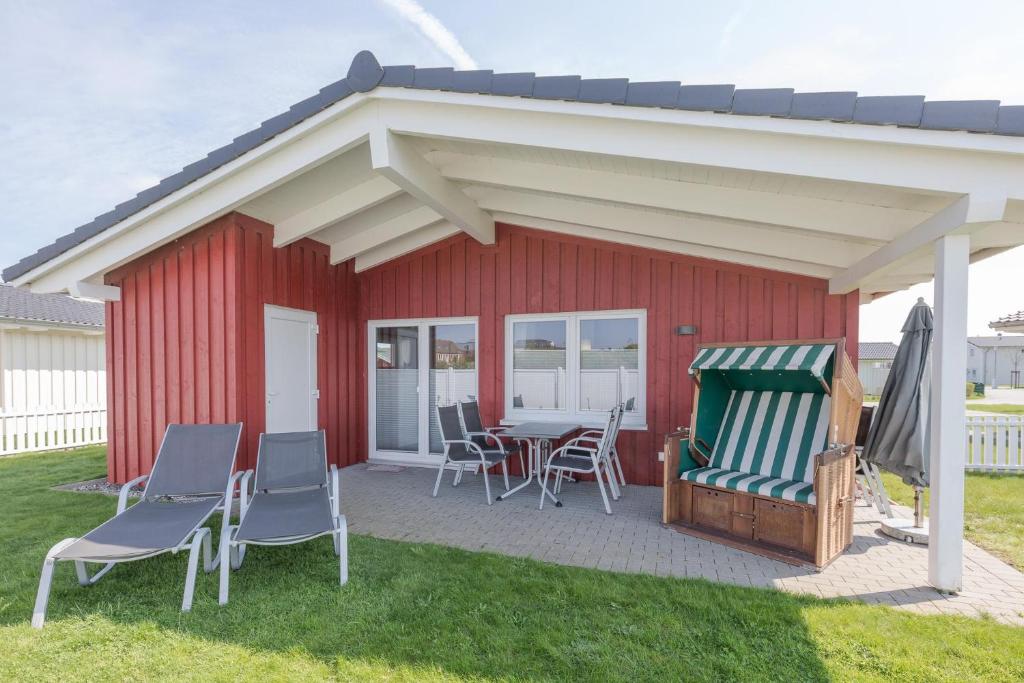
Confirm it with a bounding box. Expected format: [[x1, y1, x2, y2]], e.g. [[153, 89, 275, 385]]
[[14, 88, 1024, 302]]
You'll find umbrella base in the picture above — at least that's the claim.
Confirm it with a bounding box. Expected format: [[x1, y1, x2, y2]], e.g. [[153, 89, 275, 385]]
[[879, 517, 929, 545]]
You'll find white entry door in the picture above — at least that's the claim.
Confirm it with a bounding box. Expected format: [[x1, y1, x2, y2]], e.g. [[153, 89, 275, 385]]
[[265, 305, 318, 433]]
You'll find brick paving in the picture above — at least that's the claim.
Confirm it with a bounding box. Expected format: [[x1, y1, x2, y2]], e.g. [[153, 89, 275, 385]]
[[340, 463, 1024, 625]]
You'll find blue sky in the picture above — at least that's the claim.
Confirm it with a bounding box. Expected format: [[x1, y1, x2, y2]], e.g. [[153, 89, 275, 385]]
[[3, 0, 1022, 342]]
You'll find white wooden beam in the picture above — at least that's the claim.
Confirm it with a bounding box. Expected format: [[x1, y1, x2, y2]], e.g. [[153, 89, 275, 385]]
[[829, 194, 1007, 294], [435, 153, 927, 241], [369, 127, 494, 244], [67, 281, 120, 302], [329, 206, 441, 264], [353, 221, 461, 271], [273, 175, 402, 247], [467, 186, 872, 268], [491, 212, 838, 279], [929, 234, 970, 593]]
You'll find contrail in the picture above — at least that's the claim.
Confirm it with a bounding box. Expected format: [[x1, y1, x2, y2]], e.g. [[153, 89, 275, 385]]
[[378, 0, 479, 70]]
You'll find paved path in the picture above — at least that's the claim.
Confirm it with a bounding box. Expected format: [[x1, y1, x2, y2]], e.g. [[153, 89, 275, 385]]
[[340, 463, 1024, 625]]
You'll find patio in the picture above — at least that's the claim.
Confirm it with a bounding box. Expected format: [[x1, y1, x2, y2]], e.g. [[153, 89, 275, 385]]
[[341, 463, 1024, 625]]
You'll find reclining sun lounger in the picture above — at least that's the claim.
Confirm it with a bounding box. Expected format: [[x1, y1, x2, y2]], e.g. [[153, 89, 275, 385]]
[[32, 423, 244, 628], [218, 430, 347, 605]]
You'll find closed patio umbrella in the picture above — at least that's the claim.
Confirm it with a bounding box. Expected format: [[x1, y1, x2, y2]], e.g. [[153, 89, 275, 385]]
[[862, 297, 932, 538]]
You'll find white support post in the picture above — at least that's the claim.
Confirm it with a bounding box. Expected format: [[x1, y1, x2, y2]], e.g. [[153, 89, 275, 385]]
[[928, 234, 969, 593]]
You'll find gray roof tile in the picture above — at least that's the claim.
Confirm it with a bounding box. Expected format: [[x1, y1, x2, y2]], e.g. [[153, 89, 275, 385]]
[[859, 342, 898, 360], [4, 49, 1020, 284], [0, 284, 104, 327], [996, 105, 1024, 135], [853, 95, 925, 126], [451, 69, 493, 94], [732, 88, 794, 116], [490, 72, 535, 97], [676, 84, 734, 112], [920, 100, 1000, 133], [578, 78, 628, 104], [413, 67, 454, 90], [625, 81, 680, 108], [790, 92, 857, 121], [531, 75, 581, 101]]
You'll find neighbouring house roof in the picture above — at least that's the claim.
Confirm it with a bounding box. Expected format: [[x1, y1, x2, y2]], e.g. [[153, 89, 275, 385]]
[[968, 335, 1024, 348], [0, 284, 104, 328], [5, 49, 1024, 284], [858, 341, 898, 360], [989, 311, 1024, 332]]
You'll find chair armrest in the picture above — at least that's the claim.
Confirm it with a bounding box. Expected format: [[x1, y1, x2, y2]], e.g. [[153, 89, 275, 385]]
[[549, 443, 596, 464], [465, 431, 504, 451], [330, 465, 340, 518], [117, 474, 149, 514], [485, 426, 508, 434], [578, 429, 604, 439], [445, 439, 489, 461]]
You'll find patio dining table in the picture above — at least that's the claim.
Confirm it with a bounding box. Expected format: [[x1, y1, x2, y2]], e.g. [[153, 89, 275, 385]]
[[495, 421, 580, 505]]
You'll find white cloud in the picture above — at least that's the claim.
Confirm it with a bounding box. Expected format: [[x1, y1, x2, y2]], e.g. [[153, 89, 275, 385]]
[[718, 1, 751, 53], [377, 0, 478, 70]]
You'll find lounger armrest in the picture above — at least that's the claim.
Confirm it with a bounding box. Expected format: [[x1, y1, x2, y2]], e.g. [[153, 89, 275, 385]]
[[330, 465, 340, 518], [238, 470, 255, 517], [117, 475, 149, 514]]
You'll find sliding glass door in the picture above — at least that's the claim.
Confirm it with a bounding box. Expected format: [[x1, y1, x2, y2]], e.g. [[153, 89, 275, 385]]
[[369, 318, 478, 465]]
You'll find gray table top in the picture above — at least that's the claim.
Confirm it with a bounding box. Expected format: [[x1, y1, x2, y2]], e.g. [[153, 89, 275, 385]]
[[501, 422, 581, 439]]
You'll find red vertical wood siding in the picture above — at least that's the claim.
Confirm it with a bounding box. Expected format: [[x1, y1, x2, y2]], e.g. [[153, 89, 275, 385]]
[[105, 213, 362, 480], [104, 216, 857, 487], [355, 223, 859, 486]]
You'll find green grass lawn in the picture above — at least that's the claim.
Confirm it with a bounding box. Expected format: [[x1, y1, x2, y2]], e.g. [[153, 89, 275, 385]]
[[879, 471, 1024, 572], [1, 448, 1023, 682], [965, 403, 1024, 415]]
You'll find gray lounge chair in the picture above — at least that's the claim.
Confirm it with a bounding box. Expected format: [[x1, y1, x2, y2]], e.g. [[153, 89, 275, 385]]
[[433, 404, 510, 505], [32, 423, 243, 628], [218, 430, 347, 605]]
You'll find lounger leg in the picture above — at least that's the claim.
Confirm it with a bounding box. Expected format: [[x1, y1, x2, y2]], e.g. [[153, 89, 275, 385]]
[[432, 460, 447, 497], [33, 538, 77, 629], [501, 459, 510, 491], [337, 515, 349, 586], [74, 561, 115, 586], [218, 533, 232, 606], [182, 527, 210, 612]]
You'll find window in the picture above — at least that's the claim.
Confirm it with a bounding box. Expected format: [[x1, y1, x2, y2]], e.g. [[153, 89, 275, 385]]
[[505, 310, 646, 427]]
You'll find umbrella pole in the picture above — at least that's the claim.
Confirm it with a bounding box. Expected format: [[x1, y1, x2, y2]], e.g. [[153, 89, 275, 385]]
[[913, 486, 925, 528]]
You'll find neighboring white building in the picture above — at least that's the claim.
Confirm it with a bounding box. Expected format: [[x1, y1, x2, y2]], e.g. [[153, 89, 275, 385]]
[[0, 285, 106, 454], [858, 341, 898, 395], [967, 334, 1024, 388]]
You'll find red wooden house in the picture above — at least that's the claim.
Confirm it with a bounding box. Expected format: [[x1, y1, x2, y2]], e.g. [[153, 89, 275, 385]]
[[7, 51, 1024, 590]]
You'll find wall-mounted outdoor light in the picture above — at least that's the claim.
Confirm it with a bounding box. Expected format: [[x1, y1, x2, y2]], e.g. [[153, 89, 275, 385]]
[[675, 325, 698, 336]]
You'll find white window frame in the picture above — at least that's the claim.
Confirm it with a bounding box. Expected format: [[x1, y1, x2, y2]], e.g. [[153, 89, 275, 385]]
[[504, 309, 647, 429]]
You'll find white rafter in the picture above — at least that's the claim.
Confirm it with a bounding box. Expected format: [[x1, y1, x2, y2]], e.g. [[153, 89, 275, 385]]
[[434, 153, 929, 241], [354, 221, 461, 271], [369, 126, 494, 244], [829, 193, 1008, 294], [465, 186, 873, 268], [329, 205, 441, 264], [273, 175, 403, 247]]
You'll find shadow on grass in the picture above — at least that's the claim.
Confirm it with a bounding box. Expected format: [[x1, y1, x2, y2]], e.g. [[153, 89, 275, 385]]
[[0, 448, 839, 682]]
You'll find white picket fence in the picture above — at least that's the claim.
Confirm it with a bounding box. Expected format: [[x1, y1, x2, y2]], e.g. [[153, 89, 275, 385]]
[[0, 405, 107, 455], [965, 415, 1024, 472]]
